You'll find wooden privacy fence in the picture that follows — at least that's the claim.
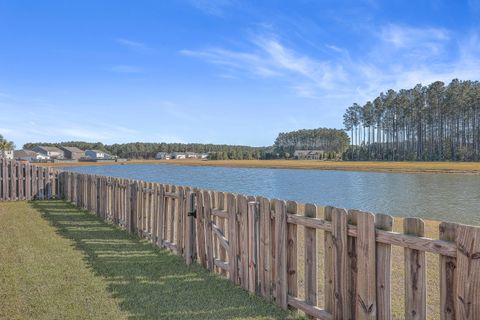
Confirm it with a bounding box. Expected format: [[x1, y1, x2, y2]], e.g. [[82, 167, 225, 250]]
[[55, 170, 480, 320], [2, 158, 479, 320], [0, 159, 57, 200]]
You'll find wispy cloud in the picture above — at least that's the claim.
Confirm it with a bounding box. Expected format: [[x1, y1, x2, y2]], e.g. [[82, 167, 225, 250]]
[[109, 65, 143, 73], [181, 35, 347, 97], [116, 38, 151, 53], [380, 24, 449, 48], [181, 24, 480, 104]]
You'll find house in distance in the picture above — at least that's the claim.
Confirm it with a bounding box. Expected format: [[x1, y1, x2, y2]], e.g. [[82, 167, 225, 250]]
[[14, 150, 49, 161], [85, 149, 112, 160], [59, 146, 85, 160], [32, 146, 64, 159]]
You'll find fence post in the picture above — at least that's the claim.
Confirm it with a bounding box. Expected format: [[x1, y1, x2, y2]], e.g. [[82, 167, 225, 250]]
[[332, 207, 349, 320], [324, 206, 334, 314], [248, 200, 260, 293], [274, 199, 288, 309], [238, 195, 249, 289], [129, 181, 137, 234], [455, 224, 480, 319], [196, 190, 206, 268], [304, 203, 317, 318], [228, 193, 238, 283], [439, 222, 457, 320], [185, 190, 196, 265], [176, 186, 184, 254], [203, 190, 214, 271]]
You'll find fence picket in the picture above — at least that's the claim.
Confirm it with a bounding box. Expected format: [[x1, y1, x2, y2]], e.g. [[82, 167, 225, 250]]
[[404, 218, 426, 320], [375, 213, 393, 320], [304, 203, 317, 318]]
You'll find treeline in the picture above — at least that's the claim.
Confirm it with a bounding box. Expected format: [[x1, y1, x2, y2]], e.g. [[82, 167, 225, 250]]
[[274, 128, 349, 158], [108, 143, 268, 160], [23, 141, 269, 160], [343, 79, 480, 161]]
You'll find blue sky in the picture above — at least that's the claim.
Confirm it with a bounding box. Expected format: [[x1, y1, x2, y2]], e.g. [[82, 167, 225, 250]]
[[1, 0, 479, 148]]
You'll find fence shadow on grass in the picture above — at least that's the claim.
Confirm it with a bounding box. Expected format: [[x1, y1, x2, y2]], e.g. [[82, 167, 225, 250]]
[[32, 200, 298, 320]]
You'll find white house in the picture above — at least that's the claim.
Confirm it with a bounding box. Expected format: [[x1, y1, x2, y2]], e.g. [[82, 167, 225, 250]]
[[32, 146, 64, 159], [85, 150, 111, 160], [14, 150, 49, 161], [155, 152, 171, 160], [199, 153, 209, 159], [172, 152, 186, 159], [185, 152, 198, 159]]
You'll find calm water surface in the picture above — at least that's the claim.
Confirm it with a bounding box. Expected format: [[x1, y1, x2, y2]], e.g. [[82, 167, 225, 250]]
[[64, 164, 480, 224]]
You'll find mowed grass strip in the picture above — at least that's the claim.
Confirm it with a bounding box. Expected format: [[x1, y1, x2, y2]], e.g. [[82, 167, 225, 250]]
[[0, 201, 127, 320], [0, 200, 301, 320]]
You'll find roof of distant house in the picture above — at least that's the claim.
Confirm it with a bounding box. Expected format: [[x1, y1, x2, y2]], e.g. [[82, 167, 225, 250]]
[[35, 146, 63, 153], [87, 149, 106, 153], [60, 146, 84, 153], [14, 149, 37, 157]]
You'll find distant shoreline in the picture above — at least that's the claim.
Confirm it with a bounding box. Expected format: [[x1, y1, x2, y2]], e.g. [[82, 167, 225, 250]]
[[38, 159, 480, 175]]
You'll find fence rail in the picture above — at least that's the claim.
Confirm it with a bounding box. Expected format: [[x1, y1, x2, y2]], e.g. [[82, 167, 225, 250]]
[[1, 159, 479, 319]]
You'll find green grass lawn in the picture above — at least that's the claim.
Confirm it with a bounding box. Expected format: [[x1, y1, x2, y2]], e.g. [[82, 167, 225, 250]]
[[0, 200, 300, 320]]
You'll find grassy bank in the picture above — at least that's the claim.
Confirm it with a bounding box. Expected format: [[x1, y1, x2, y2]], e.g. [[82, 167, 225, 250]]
[[0, 200, 299, 320], [41, 159, 480, 175]]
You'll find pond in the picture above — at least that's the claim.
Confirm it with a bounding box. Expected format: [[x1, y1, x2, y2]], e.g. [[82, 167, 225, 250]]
[[63, 164, 480, 224]]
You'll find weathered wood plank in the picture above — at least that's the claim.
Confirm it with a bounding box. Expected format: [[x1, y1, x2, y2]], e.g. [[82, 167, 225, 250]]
[[286, 214, 457, 257], [375, 213, 393, 320], [288, 296, 333, 320], [347, 210, 357, 320], [286, 200, 298, 304], [275, 199, 288, 309], [175, 186, 184, 254], [404, 217, 426, 320], [324, 206, 334, 314], [196, 190, 206, 268], [227, 193, 238, 282], [332, 207, 349, 320], [218, 192, 227, 276], [455, 224, 480, 320], [203, 190, 214, 271], [238, 195, 249, 289], [439, 222, 457, 320], [259, 196, 271, 299], [248, 200, 259, 293], [355, 210, 377, 320], [304, 203, 317, 318]]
